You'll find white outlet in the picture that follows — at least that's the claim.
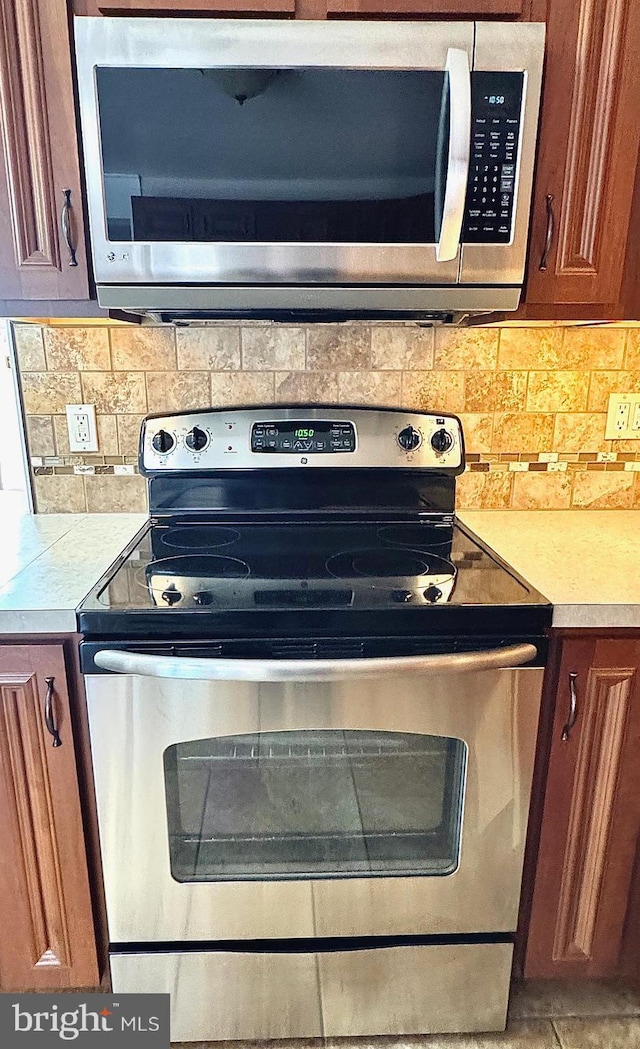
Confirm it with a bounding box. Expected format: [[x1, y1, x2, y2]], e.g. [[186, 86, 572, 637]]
[[605, 393, 640, 440], [66, 404, 98, 452]]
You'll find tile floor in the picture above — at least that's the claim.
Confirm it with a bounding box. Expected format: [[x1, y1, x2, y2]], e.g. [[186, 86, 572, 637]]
[[178, 981, 640, 1048]]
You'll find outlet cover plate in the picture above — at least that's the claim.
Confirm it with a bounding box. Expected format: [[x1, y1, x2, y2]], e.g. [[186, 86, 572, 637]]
[[66, 404, 98, 452], [605, 393, 640, 440]]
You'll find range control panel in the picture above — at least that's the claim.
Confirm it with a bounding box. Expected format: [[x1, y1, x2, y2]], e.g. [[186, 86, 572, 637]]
[[140, 407, 465, 474], [463, 71, 525, 245]]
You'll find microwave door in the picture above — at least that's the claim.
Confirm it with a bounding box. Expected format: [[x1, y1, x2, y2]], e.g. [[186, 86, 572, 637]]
[[75, 19, 474, 293]]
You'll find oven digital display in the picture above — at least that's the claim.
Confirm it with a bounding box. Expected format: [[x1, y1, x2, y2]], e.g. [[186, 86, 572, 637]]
[[251, 421, 355, 454]]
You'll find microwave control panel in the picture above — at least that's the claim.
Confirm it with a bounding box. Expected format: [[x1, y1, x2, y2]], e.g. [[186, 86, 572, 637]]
[[462, 72, 525, 245]]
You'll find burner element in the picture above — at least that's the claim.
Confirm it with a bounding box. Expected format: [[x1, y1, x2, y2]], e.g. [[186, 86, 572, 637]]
[[378, 525, 452, 549], [160, 527, 241, 552], [326, 547, 455, 580]]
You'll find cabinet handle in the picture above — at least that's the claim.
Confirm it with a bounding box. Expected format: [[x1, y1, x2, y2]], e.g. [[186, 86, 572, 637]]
[[44, 677, 62, 748], [562, 671, 579, 742], [61, 189, 78, 267], [539, 194, 555, 271]]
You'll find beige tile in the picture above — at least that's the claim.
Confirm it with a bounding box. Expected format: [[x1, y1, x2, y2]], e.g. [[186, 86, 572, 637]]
[[465, 371, 528, 412], [498, 327, 564, 370], [117, 415, 146, 456], [81, 372, 147, 414], [53, 415, 70, 456], [509, 979, 640, 1020], [275, 371, 338, 402], [306, 325, 370, 371], [371, 326, 434, 370], [562, 327, 626, 369], [176, 327, 240, 371], [588, 371, 640, 412], [492, 413, 555, 453], [553, 1018, 640, 1048], [456, 469, 513, 509], [401, 371, 465, 413], [459, 413, 494, 453], [96, 415, 119, 456], [33, 473, 86, 513], [512, 471, 572, 509], [146, 372, 208, 413], [526, 372, 589, 412], [572, 470, 634, 508], [21, 372, 82, 414], [26, 416, 55, 457], [13, 324, 45, 370], [241, 327, 305, 371], [435, 328, 499, 370], [85, 473, 147, 513], [111, 326, 176, 371], [210, 371, 275, 407], [625, 330, 640, 369], [553, 413, 607, 452], [44, 326, 110, 371], [337, 371, 401, 406]]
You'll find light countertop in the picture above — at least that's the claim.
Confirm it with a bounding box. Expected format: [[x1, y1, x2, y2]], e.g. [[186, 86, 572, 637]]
[[0, 511, 146, 634], [459, 510, 640, 629]]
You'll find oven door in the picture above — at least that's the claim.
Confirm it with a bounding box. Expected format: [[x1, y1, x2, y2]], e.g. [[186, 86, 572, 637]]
[[85, 646, 543, 945], [74, 18, 472, 290]]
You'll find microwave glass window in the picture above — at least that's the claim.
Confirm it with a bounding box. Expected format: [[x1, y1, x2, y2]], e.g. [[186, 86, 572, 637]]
[[163, 729, 467, 881], [96, 67, 449, 244]]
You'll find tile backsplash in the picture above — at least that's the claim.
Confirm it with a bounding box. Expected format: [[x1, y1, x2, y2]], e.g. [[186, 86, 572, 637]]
[[13, 321, 640, 514]]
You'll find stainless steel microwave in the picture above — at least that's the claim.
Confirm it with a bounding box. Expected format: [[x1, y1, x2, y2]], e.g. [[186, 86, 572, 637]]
[[74, 18, 545, 320]]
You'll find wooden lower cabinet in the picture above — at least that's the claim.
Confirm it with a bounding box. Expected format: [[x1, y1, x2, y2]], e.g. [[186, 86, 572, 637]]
[[524, 634, 640, 979], [0, 643, 99, 990]]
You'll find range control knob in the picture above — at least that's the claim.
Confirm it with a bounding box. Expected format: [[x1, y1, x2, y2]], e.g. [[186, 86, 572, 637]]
[[161, 585, 181, 606], [392, 589, 414, 603], [397, 426, 422, 452], [431, 429, 454, 454], [424, 585, 443, 604], [152, 429, 175, 454], [193, 591, 213, 606], [185, 426, 208, 452]]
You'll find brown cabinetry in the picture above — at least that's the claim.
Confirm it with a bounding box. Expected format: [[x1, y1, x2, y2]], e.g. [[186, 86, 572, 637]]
[[524, 634, 640, 979], [72, 0, 541, 19], [0, 643, 99, 991], [522, 0, 640, 314], [0, 0, 90, 306]]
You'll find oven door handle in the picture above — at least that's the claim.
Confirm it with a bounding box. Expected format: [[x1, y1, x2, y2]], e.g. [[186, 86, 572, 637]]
[[93, 643, 537, 682], [435, 47, 472, 263]]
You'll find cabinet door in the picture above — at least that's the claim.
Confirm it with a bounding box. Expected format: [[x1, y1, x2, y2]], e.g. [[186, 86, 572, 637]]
[[524, 0, 640, 307], [0, 0, 90, 301], [525, 637, 640, 979], [0, 644, 98, 990]]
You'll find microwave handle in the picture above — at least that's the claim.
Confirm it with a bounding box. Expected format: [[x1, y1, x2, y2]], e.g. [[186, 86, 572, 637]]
[[436, 48, 472, 263], [93, 643, 537, 682]]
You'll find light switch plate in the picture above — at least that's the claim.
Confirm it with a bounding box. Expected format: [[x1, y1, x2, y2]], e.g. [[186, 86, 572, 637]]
[[66, 404, 98, 452], [605, 393, 640, 440]]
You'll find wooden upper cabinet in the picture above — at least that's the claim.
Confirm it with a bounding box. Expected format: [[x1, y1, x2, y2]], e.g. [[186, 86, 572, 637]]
[[0, 0, 90, 301], [73, 0, 542, 18], [523, 0, 640, 308], [0, 644, 98, 990], [525, 636, 640, 979]]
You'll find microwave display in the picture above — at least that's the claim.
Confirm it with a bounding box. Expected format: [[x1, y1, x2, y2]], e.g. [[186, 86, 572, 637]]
[[95, 67, 452, 246]]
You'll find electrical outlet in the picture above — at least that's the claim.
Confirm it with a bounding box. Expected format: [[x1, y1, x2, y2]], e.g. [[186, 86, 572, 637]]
[[66, 404, 98, 452], [605, 394, 640, 440]]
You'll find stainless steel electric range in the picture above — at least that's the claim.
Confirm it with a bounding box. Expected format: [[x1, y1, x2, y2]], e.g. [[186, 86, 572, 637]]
[[78, 405, 551, 1043]]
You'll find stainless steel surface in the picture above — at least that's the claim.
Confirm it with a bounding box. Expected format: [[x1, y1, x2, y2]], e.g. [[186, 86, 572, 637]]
[[75, 18, 469, 289], [110, 942, 513, 1041], [540, 193, 555, 271], [140, 407, 464, 472], [562, 671, 579, 742], [60, 190, 78, 267], [94, 642, 538, 681], [436, 49, 471, 263], [96, 283, 522, 313], [86, 666, 543, 942], [460, 21, 545, 286]]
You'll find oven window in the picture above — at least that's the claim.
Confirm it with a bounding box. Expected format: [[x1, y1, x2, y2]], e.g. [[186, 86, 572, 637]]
[[95, 67, 449, 244], [164, 730, 466, 882]]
